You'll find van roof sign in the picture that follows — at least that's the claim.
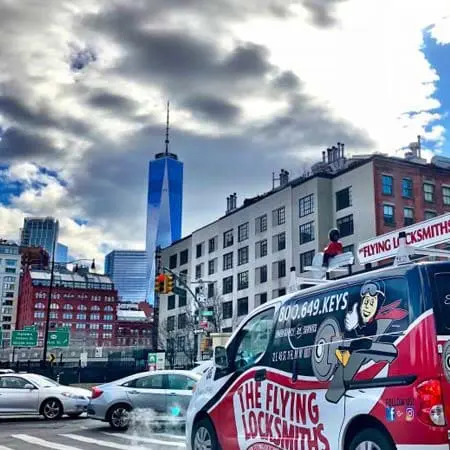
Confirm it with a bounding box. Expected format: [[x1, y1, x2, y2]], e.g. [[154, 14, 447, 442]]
[[357, 213, 450, 265]]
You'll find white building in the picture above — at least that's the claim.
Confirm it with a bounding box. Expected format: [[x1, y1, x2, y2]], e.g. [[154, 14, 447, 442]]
[[158, 143, 450, 365], [0, 240, 21, 346]]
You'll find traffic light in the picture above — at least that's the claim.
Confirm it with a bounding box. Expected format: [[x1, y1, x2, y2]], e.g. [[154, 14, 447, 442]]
[[155, 274, 166, 293], [165, 274, 174, 294]]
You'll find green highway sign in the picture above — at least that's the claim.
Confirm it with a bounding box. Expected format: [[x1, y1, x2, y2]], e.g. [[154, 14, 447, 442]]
[[12, 330, 38, 347], [47, 330, 70, 347], [201, 310, 213, 317], [148, 353, 157, 364], [173, 286, 186, 297]]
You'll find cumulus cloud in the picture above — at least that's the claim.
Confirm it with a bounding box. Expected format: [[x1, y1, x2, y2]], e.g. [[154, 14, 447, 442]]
[[0, 0, 449, 267]]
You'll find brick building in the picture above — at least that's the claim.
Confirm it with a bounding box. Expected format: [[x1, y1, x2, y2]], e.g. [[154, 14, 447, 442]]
[[115, 302, 154, 347], [17, 268, 118, 347]]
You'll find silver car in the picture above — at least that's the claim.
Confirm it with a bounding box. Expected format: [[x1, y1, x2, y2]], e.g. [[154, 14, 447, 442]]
[[0, 373, 91, 419], [88, 370, 201, 430]]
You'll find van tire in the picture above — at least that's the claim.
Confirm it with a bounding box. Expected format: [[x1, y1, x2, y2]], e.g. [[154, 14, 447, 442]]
[[192, 417, 221, 450], [348, 428, 395, 450]]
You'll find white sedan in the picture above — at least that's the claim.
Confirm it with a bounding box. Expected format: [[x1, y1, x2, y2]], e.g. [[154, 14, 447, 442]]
[[0, 373, 91, 419]]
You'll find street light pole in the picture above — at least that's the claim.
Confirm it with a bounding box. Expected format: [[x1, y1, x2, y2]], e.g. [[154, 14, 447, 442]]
[[42, 256, 95, 367]]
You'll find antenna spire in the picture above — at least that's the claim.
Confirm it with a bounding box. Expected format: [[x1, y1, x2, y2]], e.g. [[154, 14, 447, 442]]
[[165, 101, 170, 155]]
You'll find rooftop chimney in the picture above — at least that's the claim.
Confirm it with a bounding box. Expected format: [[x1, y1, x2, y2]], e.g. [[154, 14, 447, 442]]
[[226, 196, 231, 213], [280, 169, 289, 187]]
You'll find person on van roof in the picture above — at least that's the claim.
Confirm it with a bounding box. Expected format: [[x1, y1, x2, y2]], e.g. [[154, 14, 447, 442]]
[[322, 228, 343, 267]]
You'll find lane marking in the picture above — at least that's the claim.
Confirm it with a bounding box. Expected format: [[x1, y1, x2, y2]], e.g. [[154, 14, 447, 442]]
[[151, 433, 186, 441], [102, 432, 186, 448], [12, 434, 83, 450]]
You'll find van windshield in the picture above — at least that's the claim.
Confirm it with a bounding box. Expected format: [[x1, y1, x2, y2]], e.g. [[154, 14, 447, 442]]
[[432, 272, 450, 334]]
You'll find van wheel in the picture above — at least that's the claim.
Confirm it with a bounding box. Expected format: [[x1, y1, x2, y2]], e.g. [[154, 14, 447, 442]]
[[349, 428, 395, 450], [192, 417, 221, 450]]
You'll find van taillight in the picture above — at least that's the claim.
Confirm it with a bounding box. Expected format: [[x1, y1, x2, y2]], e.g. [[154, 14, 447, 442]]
[[91, 387, 103, 399], [416, 379, 446, 426]]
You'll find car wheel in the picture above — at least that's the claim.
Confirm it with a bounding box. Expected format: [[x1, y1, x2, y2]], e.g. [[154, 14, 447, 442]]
[[349, 428, 395, 450], [192, 417, 221, 450], [109, 405, 132, 431], [41, 399, 63, 420]]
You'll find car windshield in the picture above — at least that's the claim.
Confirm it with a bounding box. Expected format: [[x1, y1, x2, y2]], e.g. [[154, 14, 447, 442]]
[[34, 376, 59, 387]]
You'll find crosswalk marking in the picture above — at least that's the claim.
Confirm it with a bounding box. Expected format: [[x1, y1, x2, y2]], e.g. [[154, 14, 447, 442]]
[[12, 434, 83, 450], [151, 433, 186, 441], [102, 431, 186, 447], [61, 434, 145, 450]]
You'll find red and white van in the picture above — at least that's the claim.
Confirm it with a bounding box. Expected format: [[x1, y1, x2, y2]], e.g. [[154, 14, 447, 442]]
[[186, 225, 450, 450]]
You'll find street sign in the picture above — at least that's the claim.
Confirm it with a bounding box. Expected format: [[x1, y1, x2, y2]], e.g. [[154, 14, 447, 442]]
[[201, 310, 213, 317], [80, 352, 88, 368], [148, 352, 157, 371], [95, 347, 103, 358], [24, 325, 37, 331], [156, 352, 166, 370], [47, 330, 70, 347], [48, 353, 56, 364], [12, 330, 37, 347], [173, 286, 186, 297]]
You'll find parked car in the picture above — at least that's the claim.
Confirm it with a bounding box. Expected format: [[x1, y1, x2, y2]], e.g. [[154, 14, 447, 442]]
[[0, 373, 91, 419], [88, 370, 201, 431]]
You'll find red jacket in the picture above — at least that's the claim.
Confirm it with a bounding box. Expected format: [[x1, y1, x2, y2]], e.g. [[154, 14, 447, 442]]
[[324, 241, 343, 256]]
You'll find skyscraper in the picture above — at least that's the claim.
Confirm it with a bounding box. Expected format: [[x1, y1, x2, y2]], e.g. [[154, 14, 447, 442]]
[[105, 250, 148, 303], [20, 217, 59, 258], [146, 103, 183, 303], [56, 243, 69, 264]]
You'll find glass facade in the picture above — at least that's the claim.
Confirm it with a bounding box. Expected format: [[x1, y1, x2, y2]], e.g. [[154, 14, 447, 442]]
[[146, 152, 183, 303], [20, 217, 59, 257], [105, 250, 148, 302], [56, 243, 68, 264]]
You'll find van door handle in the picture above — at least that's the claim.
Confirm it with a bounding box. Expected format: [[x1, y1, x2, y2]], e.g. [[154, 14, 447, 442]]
[[254, 369, 266, 382]]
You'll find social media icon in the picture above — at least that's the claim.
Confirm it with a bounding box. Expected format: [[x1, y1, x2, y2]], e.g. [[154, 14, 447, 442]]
[[386, 407, 396, 422], [405, 407, 414, 421]]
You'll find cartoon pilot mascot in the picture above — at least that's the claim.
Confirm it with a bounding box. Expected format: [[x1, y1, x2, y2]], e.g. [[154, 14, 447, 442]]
[[344, 281, 385, 350], [322, 228, 343, 268]]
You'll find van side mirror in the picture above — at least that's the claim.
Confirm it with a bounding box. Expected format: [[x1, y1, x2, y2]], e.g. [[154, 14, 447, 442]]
[[214, 346, 229, 369]]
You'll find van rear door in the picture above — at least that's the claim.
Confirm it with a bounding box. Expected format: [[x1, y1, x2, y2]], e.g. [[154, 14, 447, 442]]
[[427, 269, 450, 428]]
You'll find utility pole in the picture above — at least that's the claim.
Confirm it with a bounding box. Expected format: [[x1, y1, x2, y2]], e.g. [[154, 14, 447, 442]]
[[152, 246, 162, 351]]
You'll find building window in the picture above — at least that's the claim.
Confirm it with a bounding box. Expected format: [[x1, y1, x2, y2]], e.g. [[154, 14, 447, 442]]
[[337, 214, 354, 237], [178, 293, 187, 308], [208, 237, 217, 253], [5, 268, 15, 274], [223, 229, 234, 248], [425, 210, 437, 220], [104, 314, 114, 321], [207, 282, 215, 299], [196, 243, 203, 258], [273, 260, 286, 279], [300, 250, 315, 273], [208, 259, 216, 275], [402, 178, 413, 198], [273, 232, 286, 252], [336, 187, 352, 211], [256, 292, 268, 305], [169, 254, 177, 269], [168, 295, 176, 310], [443, 187, 450, 206], [383, 205, 395, 225], [222, 276, 233, 295], [238, 246, 249, 266], [180, 249, 188, 265], [76, 323, 86, 329], [299, 194, 314, 217], [90, 313, 100, 320], [167, 316, 175, 332], [34, 311, 45, 319], [238, 271, 249, 290], [299, 222, 314, 245], [256, 265, 267, 284], [424, 183, 435, 203], [223, 301, 233, 319], [238, 297, 249, 316], [404, 207, 414, 226], [178, 313, 186, 329], [255, 239, 268, 258], [255, 214, 268, 233], [342, 244, 354, 255], [195, 264, 203, 280], [223, 252, 233, 271], [76, 313, 86, 320], [382, 175, 393, 195], [238, 223, 249, 242], [177, 336, 185, 351], [272, 206, 286, 226]]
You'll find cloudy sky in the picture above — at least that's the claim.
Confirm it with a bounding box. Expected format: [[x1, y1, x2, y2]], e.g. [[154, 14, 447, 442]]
[[0, 0, 450, 269]]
